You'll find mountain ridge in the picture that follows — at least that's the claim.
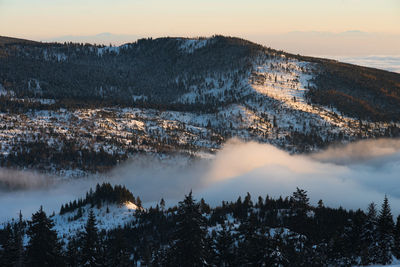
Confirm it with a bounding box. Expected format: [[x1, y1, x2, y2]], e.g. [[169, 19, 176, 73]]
[[0, 35, 399, 119], [0, 35, 399, 174]]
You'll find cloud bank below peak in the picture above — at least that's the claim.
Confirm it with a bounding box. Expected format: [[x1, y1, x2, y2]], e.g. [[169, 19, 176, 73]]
[[2, 138, 400, 222]]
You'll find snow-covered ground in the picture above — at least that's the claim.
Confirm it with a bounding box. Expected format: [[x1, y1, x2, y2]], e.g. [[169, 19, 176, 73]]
[[249, 55, 372, 135], [97, 45, 121, 56], [179, 38, 211, 53], [52, 201, 140, 239], [0, 42, 398, 175]]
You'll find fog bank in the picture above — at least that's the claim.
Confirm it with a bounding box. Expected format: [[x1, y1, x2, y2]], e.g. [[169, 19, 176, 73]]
[[1, 138, 400, 222]]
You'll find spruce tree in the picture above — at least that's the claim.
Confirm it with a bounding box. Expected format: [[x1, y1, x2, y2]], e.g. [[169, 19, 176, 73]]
[[167, 191, 208, 266], [1, 224, 17, 267], [136, 196, 142, 208], [393, 215, 400, 259], [66, 237, 80, 267], [80, 209, 100, 267], [0, 212, 25, 267], [214, 223, 235, 267], [200, 198, 211, 214], [160, 198, 166, 211], [269, 239, 288, 267], [106, 228, 131, 267], [26, 206, 63, 267], [290, 187, 310, 233], [14, 211, 25, 267], [291, 187, 310, 211], [237, 213, 268, 265], [377, 195, 394, 265], [360, 202, 379, 265]]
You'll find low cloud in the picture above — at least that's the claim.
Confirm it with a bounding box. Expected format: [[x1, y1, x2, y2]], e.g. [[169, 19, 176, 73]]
[[311, 138, 400, 165], [1, 138, 400, 223], [247, 32, 400, 57], [199, 139, 400, 212], [330, 55, 400, 73], [0, 169, 55, 190]]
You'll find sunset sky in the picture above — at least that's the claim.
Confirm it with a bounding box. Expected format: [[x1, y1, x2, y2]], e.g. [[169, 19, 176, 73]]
[[1, 0, 399, 55]]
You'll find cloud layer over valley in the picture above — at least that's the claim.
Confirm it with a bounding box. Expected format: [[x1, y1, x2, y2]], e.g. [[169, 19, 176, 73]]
[[1, 138, 400, 222]]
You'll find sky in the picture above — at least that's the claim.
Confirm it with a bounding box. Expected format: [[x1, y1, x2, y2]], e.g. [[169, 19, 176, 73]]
[[1, 0, 399, 37], [0, 0, 400, 55], [0, 0, 399, 56]]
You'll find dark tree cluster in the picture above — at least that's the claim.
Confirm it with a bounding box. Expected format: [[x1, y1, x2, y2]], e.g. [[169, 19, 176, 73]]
[[60, 183, 140, 215], [1, 186, 400, 266], [0, 36, 263, 109], [0, 140, 127, 175]]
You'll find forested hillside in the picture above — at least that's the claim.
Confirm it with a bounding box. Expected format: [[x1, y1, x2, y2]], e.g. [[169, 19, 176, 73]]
[[0, 36, 262, 108], [1, 35, 399, 118], [0, 35, 399, 175]]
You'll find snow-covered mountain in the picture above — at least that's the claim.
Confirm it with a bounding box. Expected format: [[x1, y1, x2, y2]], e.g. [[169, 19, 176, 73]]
[[0, 35, 399, 175]]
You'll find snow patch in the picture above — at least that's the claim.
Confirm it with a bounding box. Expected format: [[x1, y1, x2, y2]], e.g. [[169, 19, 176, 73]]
[[97, 45, 121, 56], [124, 201, 139, 210], [43, 49, 67, 62], [179, 38, 210, 53], [0, 84, 7, 96], [53, 202, 139, 240], [27, 79, 42, 95]]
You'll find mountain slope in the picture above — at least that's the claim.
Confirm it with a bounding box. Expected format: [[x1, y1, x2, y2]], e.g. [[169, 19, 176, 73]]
[[0, 35, 399, 174], [1, 35, 399, 119], [0, 36, 38, 46]]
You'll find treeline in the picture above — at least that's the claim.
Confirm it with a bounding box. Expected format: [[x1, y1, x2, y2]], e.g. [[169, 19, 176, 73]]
[[1, 187, 400, 266], [0, 94, 241, 114], [1, 140, 126, 174]]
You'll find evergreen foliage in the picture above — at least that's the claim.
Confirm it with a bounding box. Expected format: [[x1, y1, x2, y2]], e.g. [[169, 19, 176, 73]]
[[165, 191, 208, 266], [79, 210, 100, 267], [377, 195, 395, 265], [25, 206, 63, 267], [60, 183, 137, 214], [393, 215, 400, 259], [360, 202, 379, 264], [1, 189, 400, 266]]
